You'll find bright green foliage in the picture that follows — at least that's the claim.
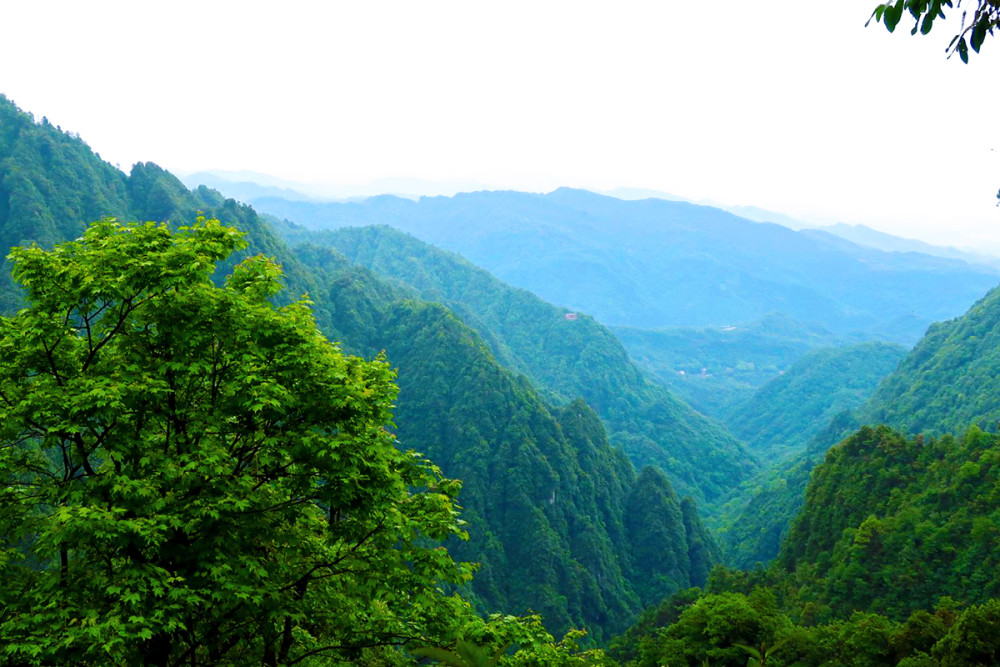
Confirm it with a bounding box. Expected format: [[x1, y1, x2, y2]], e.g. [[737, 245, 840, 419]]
[[779, 425, 1000, 619], [869, 0, 999, 62], [631, 589, 791, 667], [0, 219, 474, 665], [733, 637, 788, 666], [610, 583, 1000, 666]]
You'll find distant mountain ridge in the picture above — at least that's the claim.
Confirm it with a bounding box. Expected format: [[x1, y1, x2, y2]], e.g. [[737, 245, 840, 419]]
[[805, 223, 1000, 272], [246, 187, 998, 345]]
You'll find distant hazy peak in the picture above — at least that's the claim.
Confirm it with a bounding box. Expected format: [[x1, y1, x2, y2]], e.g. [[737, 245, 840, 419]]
[[813, 222, 1000, 272]]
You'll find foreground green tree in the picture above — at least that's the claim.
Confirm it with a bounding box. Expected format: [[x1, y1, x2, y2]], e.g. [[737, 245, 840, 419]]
[[0, 218, 474, 665]]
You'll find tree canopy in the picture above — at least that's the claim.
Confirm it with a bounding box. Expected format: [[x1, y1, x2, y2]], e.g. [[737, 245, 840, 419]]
[[0, 218, 475, 665]]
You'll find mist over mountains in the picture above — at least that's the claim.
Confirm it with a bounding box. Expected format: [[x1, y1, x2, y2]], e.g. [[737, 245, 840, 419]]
[[9, 92, 1000, 664], [244, 186, 997, 345]]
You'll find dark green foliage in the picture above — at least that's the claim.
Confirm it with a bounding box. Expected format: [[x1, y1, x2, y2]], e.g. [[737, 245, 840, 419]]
[[869, 0, 999, 62], [0, 95, 132, 311], [681, 497, 722, 588], [278, 223, 757, 505], [624, 468, 691, 607], [931, 599, 1000, 665]]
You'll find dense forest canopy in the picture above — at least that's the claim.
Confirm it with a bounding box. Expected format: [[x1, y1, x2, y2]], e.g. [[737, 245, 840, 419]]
[[279, 223, 757, 505]]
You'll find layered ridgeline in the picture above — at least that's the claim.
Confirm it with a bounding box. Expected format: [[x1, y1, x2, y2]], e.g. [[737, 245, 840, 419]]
[[247, 187, 998, 345], [721, 342, 907, 464], [723, 279, 1000, 570], [276, 223, 756, 504], [858, 282, 1000, 435], [291, 245, 722, 634], [611, 315, 848, 417], [611, 425, 1000, 667], [711, 342, 907, 569], [0, 96, 717, 638], [716, 278, 1000, 571]]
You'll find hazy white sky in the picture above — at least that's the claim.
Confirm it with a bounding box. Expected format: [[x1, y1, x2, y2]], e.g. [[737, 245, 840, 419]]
[[2, 1, 998, 250]]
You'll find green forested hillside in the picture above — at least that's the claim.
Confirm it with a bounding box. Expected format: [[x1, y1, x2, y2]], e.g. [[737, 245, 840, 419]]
[[779, 425, 1000, 618], [712, 276, 1000, 570], [0, 96, 715, 640], [708, 343, 904, 569], [722, 342, 907, 463], [715, 411, 865, 570], [290, 243, 720, 636], [610, 315, 844, 417], [711, 280, 1000, 572], [279, 223, 757, 504], [859, 283, 1000, 435], [612, 425, 1000, 666]]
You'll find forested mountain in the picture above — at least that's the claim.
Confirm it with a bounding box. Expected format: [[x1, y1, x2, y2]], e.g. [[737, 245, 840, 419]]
[[714, 279, 1000, 571], [714, 412, 866, 570], [612, 425, 1000, 667], [275, 223, 757, 504], [712, 342, 906, 569], [610, 315, 846, 417], [779, 425, 1000, 619], [857, 282, 1000, 436], [288, 245, 720, 635], [721, 342, 907, 463], [248, 187, 997, 345], [0, 95, 716, 639]]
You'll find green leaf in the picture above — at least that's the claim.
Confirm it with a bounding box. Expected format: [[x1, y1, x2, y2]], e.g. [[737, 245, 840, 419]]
[[971, 18, 988, 52]]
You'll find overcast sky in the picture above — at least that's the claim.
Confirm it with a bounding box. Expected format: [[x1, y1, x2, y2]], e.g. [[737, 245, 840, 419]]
[[2, 1, 998, 251]]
